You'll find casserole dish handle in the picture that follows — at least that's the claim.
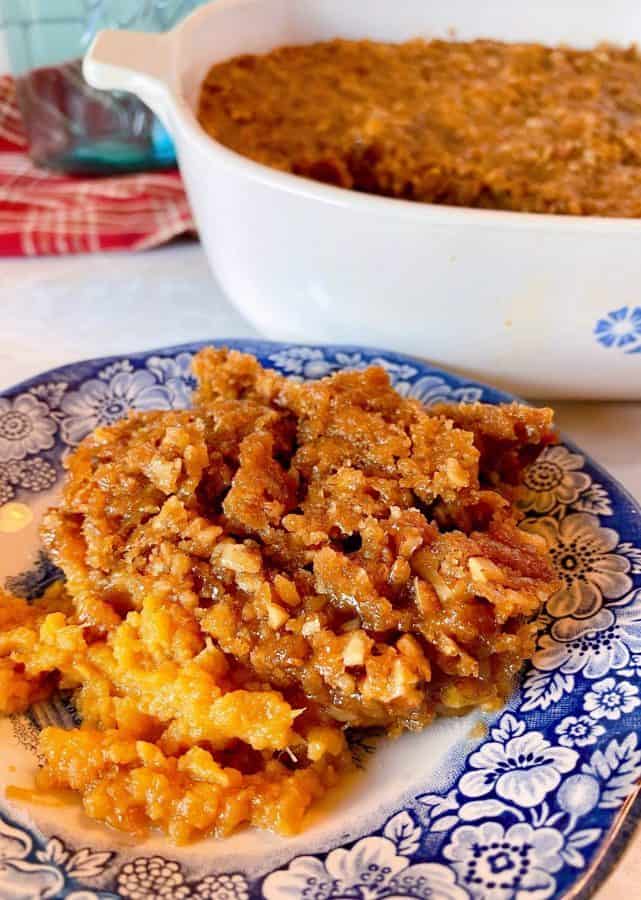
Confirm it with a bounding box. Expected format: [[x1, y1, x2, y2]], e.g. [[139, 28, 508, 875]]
[[83, 31, 174, 133]]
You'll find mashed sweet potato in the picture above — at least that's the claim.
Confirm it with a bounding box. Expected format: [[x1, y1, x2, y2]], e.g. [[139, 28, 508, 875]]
[[0, 349, 558, 841]]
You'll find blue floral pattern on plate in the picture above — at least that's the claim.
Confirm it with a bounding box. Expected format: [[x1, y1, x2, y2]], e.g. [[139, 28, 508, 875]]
[[0, 339, 640, 900]]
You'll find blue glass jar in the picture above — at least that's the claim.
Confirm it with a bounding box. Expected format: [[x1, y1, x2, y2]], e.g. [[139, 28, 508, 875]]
[[2, 1, 201, 173]]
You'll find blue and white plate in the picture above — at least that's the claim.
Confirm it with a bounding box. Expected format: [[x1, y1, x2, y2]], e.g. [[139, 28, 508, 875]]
[[1, 340, 640, 900]]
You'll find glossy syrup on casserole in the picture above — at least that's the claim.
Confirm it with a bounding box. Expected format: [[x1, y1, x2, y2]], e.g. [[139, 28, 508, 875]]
[[0, 349, 558, 841]]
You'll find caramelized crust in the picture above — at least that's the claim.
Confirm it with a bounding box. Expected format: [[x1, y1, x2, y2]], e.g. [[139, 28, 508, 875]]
[[1, 349, 558, 841], [199, 38, 641, 217]]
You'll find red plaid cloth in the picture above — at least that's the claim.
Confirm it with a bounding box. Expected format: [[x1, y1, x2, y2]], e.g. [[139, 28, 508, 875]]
[[0, 75, 195, 255]]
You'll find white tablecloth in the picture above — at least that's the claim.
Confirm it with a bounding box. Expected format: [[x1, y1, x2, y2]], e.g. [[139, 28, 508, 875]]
[[0, 242, 640, 897]]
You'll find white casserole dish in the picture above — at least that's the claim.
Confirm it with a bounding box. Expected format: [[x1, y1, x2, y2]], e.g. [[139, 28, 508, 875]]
[[84, 0, 641, 399]]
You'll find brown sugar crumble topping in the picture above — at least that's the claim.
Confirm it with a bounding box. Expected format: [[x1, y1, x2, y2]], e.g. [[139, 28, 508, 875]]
[[198, 38, 641, 217], [0, 349, 558, 841]]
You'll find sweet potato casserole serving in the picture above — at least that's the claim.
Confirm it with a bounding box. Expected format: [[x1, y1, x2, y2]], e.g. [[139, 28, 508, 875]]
[[198, 38, 641, 217], [0, 350, 558, 841]]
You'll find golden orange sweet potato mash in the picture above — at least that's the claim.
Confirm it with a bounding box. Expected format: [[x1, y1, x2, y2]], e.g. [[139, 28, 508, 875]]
[[0, 349, 558, 842], [198, 38, 641, 217]]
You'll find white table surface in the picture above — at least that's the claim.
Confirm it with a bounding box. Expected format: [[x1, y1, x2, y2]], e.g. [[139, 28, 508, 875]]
[[0, 242, 640, 898]]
